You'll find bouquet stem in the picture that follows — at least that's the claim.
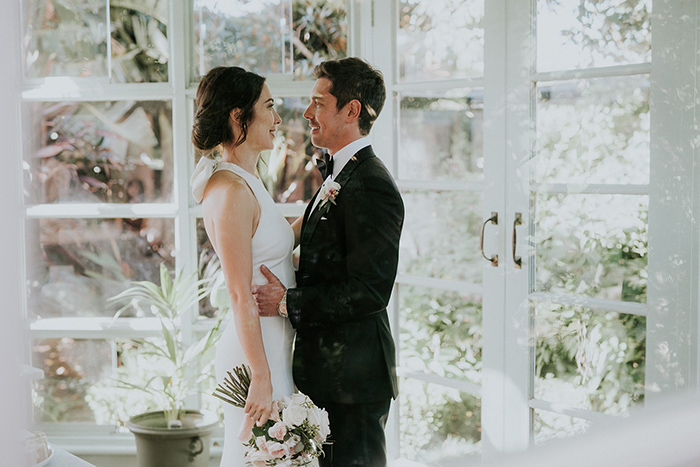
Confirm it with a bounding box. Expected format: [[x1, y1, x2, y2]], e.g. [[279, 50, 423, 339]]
[[212, 364, 251, 408]]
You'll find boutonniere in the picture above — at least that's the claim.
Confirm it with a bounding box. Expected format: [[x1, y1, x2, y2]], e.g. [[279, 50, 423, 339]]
[[318, 179, 341, 214]]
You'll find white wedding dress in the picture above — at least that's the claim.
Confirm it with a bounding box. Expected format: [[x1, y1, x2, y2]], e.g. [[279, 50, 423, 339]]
[[191, 159, 296, 466]]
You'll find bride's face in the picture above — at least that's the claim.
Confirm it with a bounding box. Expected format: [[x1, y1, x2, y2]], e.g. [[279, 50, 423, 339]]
[[241, 84, 282, 152]]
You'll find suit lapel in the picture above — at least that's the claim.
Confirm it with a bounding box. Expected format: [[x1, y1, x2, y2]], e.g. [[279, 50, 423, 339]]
[[300, 146, 375, 248]]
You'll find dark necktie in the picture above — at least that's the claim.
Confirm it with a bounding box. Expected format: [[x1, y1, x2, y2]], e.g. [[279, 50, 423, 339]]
[[316, 153, 334, 179]]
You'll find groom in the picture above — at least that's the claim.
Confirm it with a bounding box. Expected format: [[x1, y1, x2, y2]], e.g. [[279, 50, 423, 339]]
[[253, 57, 404, 466]]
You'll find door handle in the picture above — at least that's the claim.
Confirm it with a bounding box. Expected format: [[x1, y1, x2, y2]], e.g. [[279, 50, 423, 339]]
[[480, 212, 498, 267], [513, 212, 522, 269]]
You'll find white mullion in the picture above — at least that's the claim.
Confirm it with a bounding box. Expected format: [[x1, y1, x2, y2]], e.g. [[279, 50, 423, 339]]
[[26, 203, 178, 219], [528, 399, 617, 424], [29, 317, 163, 339], [501, 0, 535, 454], [2, 0, 27, 458], [260, 77, 314, 98], [397, 369, 482, 397], [529, 292, 648, 317], [392, 77, 485, 93], [367, 0, 398, 461], [170, 0, 198, 410], [533, 62, 651, 83], [646, 0, 700, 403], [480, 0, 510, 458], [531, 183, 649, 196], [106, 0, 112, 83], [397, 179, 486, 192], [395, 274, 483, 295], [22, 82, 174, 101], [171, 0, 195, 283]]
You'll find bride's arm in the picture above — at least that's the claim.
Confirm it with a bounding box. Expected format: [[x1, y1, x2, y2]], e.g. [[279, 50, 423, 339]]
[[203, 180, 272, 426], [291, 216, 303, 248]]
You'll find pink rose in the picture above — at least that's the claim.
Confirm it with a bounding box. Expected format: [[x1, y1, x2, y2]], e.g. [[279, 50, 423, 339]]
[[266, 441, 289, 459], [247, 449, 273, 466], [254, 436, 268, 453], [268, 421, 287, 441]]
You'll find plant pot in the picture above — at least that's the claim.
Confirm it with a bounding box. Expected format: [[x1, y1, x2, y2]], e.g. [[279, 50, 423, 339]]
[[127, 410, 220, 467]]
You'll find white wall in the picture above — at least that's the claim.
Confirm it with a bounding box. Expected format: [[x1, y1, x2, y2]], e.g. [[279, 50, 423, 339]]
[[0, 0, 29, 465]]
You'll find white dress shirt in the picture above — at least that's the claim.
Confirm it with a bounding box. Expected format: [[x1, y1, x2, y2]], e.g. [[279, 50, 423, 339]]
[[310, 136, 371, 213]]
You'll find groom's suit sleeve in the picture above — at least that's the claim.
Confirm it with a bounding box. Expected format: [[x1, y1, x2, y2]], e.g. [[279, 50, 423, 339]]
[[286, 161, 404, 327]]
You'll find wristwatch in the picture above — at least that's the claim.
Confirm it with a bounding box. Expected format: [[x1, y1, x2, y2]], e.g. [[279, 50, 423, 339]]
[[277, 291, 288, 318]]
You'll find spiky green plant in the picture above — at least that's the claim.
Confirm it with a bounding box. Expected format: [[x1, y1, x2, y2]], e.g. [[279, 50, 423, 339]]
[[109, 263, 223, 427]]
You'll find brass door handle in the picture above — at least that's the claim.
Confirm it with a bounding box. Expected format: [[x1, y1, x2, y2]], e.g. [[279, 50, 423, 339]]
[[480, 212, 498, 267], [513, 212, 522, 269]]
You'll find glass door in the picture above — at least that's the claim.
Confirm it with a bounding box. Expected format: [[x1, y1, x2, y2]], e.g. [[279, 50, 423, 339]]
[[386, 0, 490, 464], [383, 0, 700, 464], [528, 0, 651, 444]]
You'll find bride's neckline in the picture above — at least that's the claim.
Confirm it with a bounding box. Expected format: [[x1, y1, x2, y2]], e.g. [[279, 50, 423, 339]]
[[217, 160, 260, 180]]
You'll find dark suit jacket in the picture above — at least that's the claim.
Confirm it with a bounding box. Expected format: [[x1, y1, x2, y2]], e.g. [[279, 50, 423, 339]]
[[287, 145, 404, 404]]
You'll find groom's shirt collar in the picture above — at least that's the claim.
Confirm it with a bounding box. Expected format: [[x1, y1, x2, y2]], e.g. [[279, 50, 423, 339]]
[[329, 136, 371, 179]]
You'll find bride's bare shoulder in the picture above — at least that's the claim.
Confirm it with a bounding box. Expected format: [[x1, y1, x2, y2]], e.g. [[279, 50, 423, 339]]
[[203, 170, 252, 201]]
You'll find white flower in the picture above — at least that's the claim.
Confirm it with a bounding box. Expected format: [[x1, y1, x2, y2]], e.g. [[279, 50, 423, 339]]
[[307, 406, 331, 443], [288, 393, 309, 406], [247, 449, 273, 466], [318, 178, 341, 211], [282, 404, 307, 428]]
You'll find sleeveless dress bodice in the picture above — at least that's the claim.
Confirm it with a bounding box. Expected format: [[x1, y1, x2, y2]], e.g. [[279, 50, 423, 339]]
[[190, 158, 296, 466]]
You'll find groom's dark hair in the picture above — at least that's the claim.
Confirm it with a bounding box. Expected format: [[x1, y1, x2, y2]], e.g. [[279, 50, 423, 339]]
[[314, 57, 385, 135]]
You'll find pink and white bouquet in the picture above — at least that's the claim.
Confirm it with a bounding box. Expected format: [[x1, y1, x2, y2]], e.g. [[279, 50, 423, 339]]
[[214, 365, 331, 466]]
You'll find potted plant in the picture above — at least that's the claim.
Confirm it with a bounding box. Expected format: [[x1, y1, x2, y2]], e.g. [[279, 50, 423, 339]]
[[109, 263, 224, 467]]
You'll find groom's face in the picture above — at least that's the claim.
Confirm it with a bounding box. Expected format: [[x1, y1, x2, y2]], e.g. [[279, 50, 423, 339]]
[[303, 78, 347, 154]]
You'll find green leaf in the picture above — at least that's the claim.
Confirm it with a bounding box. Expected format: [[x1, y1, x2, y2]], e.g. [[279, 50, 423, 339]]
[[161, 322, 178, 364]]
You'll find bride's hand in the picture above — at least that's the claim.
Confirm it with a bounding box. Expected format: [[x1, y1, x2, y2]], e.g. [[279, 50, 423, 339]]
[[245, 374, 273, 426]]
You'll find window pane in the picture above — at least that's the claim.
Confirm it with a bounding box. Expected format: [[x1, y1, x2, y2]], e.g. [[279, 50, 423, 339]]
[[398, 0, 484, 82], [290, 0, 347, 79], [400, 378, 481, 463], [23, 0, 108, 79], [535, 76, 650, 185], [399, 89, 483, 181], [32, 337, 218, 427], [533, 409, 591, 446], [26, 218, 175, 318], [400, 191, 482, 283], [32, 338, 112, 423], [399, 285, 482, 386], [193, 0, 347, 80], [535, 193, 648, 303], [259, 97, 324, 203], [537, 0, 652, 72], [534, 303, 646, 415], [87, 337, 219, 428], [110, 2, 169, 83], [24, 100, 173, 204]]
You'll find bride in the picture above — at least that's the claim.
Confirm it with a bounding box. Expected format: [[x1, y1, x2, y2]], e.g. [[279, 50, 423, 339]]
[[190, 66, 301, 465]]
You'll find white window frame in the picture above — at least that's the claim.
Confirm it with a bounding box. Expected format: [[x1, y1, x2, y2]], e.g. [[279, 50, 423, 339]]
[[13, 0, 700, 462], [19, 0, 365, 456]]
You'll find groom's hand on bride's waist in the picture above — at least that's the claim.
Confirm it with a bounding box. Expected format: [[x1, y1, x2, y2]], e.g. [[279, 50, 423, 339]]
[[252, 265, 287, 317]]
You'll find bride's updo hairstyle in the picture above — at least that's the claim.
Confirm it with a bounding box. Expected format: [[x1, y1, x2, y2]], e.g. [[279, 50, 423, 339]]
[[192, 66, 266, 152]]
